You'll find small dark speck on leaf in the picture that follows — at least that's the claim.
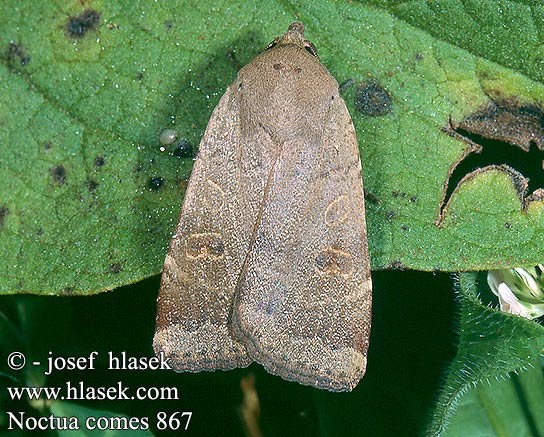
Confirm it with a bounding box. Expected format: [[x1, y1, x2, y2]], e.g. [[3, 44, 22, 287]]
[[37, 227, 44, 236], [5, 42, 30, 67], [173, 140, 194, 158], [148, 176, 164, 191], [388, 260, 406, 270], [355, 79, 393, 116], [410, 195, 418, 202], [110, 263, 123, 274], [44, 142, 52, 150], [401, 225, 409, 231], [0, 205, 9, 226], [164, 20, 173, 30], [94, 155, 105, 167], [364, 189, 380, 204], [415, 53, 424, 61], [63, 286, 75, 295], [505, 222, 512, 229], [50, 165, 67, 185], [67, 9, 101, 39], [387, 211, 395, 219], [87, 179, 99, 192]]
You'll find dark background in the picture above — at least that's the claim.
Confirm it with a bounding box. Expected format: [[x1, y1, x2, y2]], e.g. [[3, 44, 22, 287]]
[[0, 270, 456, 436]]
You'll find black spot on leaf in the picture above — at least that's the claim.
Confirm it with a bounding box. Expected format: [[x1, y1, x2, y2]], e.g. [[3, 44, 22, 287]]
[[87, 179, 99, 192], [355, 79, 392, 116], [50, 165, 67, 185], [0, 205, 9, 226], [148, 177, 164, 191], [110, 263, 123, 274], [363, 189, 380, 205], [67, 9, 101, 39], [173, 140, 193, 158], [94, 156, 105, 167], [5, 42, 30, 67], [388, 260, 406, 270], [62, 287, 75, 295]]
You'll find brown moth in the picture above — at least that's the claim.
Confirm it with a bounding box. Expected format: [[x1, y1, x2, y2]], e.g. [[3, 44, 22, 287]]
[[154, 22, 372, 392]]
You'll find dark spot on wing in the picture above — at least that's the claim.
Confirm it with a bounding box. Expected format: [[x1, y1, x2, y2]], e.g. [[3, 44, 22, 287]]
[[315, 248, 353, 276], [186, 233, 225, 259]]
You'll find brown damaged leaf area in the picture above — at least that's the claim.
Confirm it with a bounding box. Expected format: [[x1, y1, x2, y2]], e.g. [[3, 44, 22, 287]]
[[456, 101, 544, 150], [437, 100, 544, 226]]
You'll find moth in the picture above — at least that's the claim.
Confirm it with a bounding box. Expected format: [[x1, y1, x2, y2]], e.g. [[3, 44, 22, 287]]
[[154, 22, 372, 392]]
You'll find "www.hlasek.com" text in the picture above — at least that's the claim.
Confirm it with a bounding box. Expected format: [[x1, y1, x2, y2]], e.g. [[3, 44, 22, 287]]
[[8, 380, 178, 401]]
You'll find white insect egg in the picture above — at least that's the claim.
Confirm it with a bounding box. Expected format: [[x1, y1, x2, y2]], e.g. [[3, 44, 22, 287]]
[[159, 129, 178, 146]]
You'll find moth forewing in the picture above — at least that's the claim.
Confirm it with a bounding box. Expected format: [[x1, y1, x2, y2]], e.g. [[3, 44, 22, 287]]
[[153, 87, 253, 371], [231, 84, 371, 392]]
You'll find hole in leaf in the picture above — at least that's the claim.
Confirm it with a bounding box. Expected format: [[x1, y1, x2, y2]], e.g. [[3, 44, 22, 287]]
[[437, 101, 544, 225]]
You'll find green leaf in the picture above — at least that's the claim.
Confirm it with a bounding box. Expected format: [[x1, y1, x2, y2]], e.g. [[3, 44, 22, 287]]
[[369, 0, 544, 83], [443, 365, 544, 437], [49, 401, 154, 436], [1, 1, 543, 294], [429, 272, 544, 435]]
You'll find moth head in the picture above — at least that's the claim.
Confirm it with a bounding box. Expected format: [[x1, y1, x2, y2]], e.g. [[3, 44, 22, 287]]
[[265, 22, 319, 59]]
